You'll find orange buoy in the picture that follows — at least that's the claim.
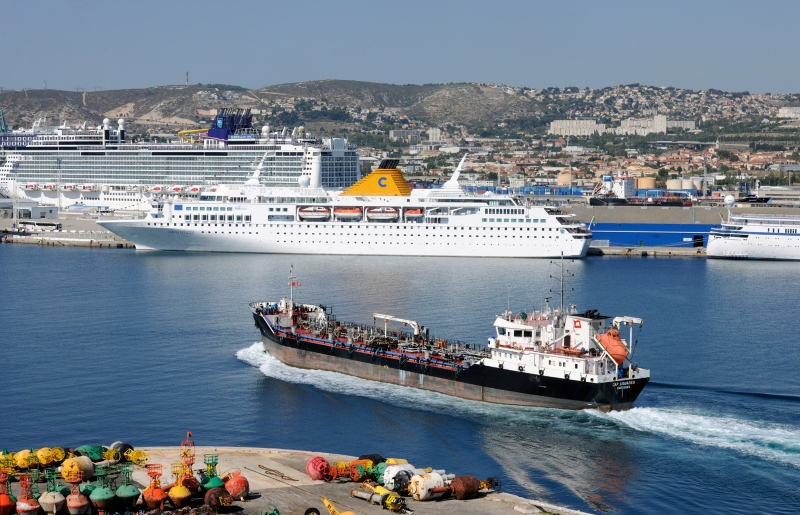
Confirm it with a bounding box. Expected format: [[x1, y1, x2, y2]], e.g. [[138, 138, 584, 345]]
[[596, 328, 628, 364]]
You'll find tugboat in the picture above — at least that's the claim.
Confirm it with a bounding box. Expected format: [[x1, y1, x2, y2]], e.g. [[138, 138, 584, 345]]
[[250, 264, 650, 411]]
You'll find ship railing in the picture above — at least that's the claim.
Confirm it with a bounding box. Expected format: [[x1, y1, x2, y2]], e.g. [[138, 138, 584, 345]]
[[277, 327, 469, 370]]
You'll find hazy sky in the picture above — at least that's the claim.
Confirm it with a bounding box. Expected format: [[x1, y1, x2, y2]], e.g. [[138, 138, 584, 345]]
[[4, 0, 799, 93]]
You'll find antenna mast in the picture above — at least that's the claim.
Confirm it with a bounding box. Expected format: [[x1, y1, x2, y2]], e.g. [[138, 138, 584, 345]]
[[550, 252, 574, 313]]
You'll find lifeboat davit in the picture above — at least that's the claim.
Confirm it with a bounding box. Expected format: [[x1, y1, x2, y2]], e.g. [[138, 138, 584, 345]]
[[596, 328, 629, 364], [366, 207, 399, 220], [298, 206, 330, 220], [334, 207, 362, 219], [404, 208, 423, 218]]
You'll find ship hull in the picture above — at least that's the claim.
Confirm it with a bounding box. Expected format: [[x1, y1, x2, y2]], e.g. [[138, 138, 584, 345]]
[[708, 234, 800, 260], [253, 313, 647, 411], [98, 222, 592, 258]]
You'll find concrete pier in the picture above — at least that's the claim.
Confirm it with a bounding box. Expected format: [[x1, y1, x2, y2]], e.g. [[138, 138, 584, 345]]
[[2, 213, 135, 248], [4, 446, 593, 515]]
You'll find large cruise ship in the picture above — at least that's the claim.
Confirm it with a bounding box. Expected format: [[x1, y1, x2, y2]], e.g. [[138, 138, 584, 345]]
[[98, 157, 593, 258], [0, 109, 360, 210], [707, 195, 800, 260]]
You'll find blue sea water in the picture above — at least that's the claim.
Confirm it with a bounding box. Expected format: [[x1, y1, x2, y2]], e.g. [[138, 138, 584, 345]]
[[1, 244, 799, 514]]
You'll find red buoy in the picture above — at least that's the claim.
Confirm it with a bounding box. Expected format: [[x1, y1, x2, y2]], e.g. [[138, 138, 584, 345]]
[[222, 470, 249, 501], [306, 457, 330, 481]]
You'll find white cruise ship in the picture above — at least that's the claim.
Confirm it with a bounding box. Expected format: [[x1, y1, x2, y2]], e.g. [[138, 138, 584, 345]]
[[0, 109, 360, 210], [98, 157, 593, 258], [707, 195, 800, 260]]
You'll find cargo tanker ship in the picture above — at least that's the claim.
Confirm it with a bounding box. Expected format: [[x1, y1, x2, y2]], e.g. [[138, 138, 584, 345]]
[[250, 267, 650, 411]]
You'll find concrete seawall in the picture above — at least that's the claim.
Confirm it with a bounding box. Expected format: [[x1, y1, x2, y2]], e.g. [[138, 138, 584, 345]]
[[0, 446, 588, 515]]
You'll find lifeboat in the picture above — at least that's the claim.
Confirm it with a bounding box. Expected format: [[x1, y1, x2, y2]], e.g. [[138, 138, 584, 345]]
[[170, 186, 184, 193], [151, 186, 164, 193], [80, 184, 96, 191], [188, 186, 203, 194], [23, 183, 39, 190], [554, 347, 585, 356], [60, 184, 77, 191], [42, 183, 57, 190], [334, 207, 362, 219], [298, 206, 330, 220], [596, 328, 629, 364], [404, 208, 423, 218], [366, 207, 399, 220]]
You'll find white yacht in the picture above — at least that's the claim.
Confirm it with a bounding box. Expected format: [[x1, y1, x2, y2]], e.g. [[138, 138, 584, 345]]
[[0, 109, 360, 210], [707, 195, 800, 260], [98, 156, 593, 258]]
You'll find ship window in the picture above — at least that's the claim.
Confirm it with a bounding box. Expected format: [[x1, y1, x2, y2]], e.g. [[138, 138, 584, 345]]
[[227, 215, 233, 221], [523, 330, 532, 337], [193, 215, 199, 221], [497, 327, 506, 335], [513, 330, 522, 337], [210, 215, 217, 221], [201, 215, 208, 221], [245, 215, 251, 222], [227, 207, 233, 211]]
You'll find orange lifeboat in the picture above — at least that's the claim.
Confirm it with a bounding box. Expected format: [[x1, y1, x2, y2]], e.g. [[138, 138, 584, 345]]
[[596, 328, 628, 364]]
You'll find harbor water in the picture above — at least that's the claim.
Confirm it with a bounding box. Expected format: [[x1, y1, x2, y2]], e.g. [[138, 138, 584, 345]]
[[1, 244, 799, 514]]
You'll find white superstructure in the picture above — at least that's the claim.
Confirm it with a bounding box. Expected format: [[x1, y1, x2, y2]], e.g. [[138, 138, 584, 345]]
[[98, 157, 593, 258], [707, 195, 800, 260], [0, 113, 360, 210]]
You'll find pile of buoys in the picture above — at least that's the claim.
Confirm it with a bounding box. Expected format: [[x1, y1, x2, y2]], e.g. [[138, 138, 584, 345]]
[[305, 452, 501, 508], [3, 436, 256, 515]]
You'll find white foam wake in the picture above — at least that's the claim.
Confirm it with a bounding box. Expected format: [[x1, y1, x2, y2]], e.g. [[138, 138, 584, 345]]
[[599, 407, 800, 468]]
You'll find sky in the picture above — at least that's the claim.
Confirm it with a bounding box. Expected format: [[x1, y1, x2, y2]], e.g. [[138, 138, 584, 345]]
[[3, 0, 800, 94]]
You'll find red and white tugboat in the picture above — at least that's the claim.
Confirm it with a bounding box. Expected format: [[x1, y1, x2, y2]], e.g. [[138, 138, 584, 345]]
[[250, 264, 650, 411]]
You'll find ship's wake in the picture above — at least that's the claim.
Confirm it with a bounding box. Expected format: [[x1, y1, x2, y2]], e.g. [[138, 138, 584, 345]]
[[597, 407, 800, 469], [237, 343, 800, 469]]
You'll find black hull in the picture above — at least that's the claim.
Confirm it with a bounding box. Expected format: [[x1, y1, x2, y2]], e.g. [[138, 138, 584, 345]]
[[589, 197, 629, 206], [253, 313, 648, 411]]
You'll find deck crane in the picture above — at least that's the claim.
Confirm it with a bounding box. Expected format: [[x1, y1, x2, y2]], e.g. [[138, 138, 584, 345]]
[[373, 313, 428, 343]]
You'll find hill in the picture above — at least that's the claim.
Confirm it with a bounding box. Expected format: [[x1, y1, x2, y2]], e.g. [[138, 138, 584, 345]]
[[0, 80, 544, 131], [0, 85, 262, 131], [254, 80, 544, 124]]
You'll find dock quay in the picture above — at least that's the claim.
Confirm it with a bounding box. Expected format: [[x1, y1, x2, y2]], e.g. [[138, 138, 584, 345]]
[[589, 244, 706, 257], [1, 446, 589, 515], [1, 213, 135, 248]]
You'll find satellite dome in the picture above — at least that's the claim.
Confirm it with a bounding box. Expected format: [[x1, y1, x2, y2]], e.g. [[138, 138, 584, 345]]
[[298, 176, 311, 187], [724, 195, 735, 207], [103, 118, 110, 125], [118, 118, 125, 127]]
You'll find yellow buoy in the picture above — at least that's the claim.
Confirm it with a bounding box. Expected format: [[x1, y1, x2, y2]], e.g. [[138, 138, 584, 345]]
[[61, 456, 95, 481], [385, 458, 408, 465], [36, 448, 54, 468], [13, 450, 31, 469]]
